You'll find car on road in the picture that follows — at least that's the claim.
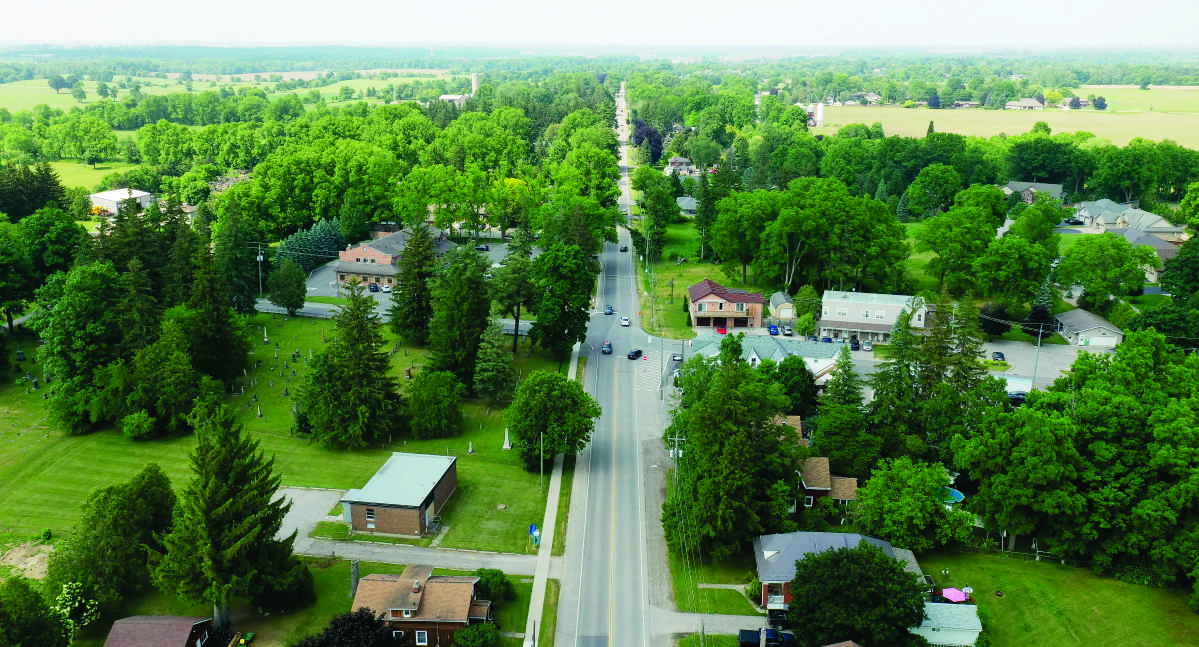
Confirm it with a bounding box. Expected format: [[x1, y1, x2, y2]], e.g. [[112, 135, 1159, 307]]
[[782, 326, 793, 336], [768, 325, 780, 335], [368, 283, 380, 292], [672, 353, 684, 362], [627, 349, 643, 360], [474, 244, 490, 252], [809, 336, 819, 342], [850, 338, 860, 351], [620, 316, 631, 327], [619, 245, 629, 252], [862, 340, 873, 351], [1008, 391, 1028, 408], [604, 305, 615, 315], [1062, 218, 1084, 226], [992, 351, 1006, 361], [381, 284, 392, 293], [601, 341, 613, 354]]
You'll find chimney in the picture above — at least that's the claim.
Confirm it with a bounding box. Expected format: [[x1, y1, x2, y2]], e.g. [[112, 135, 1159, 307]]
[[412, 580, 422, 594]]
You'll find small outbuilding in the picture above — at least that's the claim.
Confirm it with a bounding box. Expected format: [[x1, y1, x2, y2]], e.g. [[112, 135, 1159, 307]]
[[342, 453, 458, 536], [103, 616, 214, 647], [909, 602, 982, 647], [1054, 308, 1123, 347], [89, 188, 155, 216]]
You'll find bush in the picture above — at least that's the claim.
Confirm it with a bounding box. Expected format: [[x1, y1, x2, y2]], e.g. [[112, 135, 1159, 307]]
[[120, 410, 156, 440], [745, 575, 762, 601], [253, 555, 316, 614], [453, 622, 500, 647], [472, 568, 515, 602]]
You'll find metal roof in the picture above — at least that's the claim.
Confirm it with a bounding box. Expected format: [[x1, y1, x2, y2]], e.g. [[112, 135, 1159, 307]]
[[920, 602, 982, 632], [342, 453, 456, 508], [754, 532, 895, 583], [1055, 308, 1121, 335]]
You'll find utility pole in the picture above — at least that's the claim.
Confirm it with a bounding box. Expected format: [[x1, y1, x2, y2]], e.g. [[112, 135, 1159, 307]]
[[255, 242, 264, 297]]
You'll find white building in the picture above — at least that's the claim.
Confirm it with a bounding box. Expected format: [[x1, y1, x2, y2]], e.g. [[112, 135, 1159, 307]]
[[89, 188, 155, 216], [819, 291, 927, 343], [910, 602, 982, 647]]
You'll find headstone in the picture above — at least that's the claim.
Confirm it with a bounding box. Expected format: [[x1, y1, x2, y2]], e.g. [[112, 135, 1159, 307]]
[[283, 387, 290, 397], [503, 428, 512, 450], [270, 380, 274, 388], [15, 350, 24, 362], [257, 404, 263, 418], [283, 361, 288, 370], [468, 441, 474, 454], [252, 393, 258, 402]]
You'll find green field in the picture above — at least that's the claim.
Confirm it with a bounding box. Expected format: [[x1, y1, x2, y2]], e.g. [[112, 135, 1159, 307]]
[[919, 551, 1199, 647], [0, 314, 566, 554], [667, 547, 761, 616], [1077, 84, 1199, 113], [48, 159, 141, 191], [815, 92, 1199, 148]]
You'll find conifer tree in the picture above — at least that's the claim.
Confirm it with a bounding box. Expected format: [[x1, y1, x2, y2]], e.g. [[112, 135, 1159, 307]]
[[267, 258, 307, 316], [474, 322, 516, 405], [388, 224, 437, 344], [185, 250, 250, 382], [428, 247, 491, 387]]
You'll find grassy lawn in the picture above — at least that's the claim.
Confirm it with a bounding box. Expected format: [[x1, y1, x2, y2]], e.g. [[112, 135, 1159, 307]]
[[667, 550, 762, 616], [553, 455, 575, 556], [678, 635, 739, 646], [0, 316, 565, 554], [918, 551, 1199, 647], [310, 521, 351, 539], [539, 579, 560, 647], [1127, 292, 1172, 309], [431, 568, 532, 634], [70, 558, 408, 647], [813, 100, 1199, 148], [48, 159, 142, 191], [305, 296, 350, 306]]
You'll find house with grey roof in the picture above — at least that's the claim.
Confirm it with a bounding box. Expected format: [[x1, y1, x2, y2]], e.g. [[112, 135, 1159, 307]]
[[1004, 97, 1044, 110], [1055, 308, 1123, 347], [1116, 209, 1186, 239], [335, 226, 455, 288], [769, 291, 796, 320], [342, 453, 458, 536], [819, 291, 927, 343], [1002, 181, 1064, 204], [676, 196, 697, 215], [687, 333, 840, 381], [1121, 228, 1181, 282], [910, 602, 982, 647], [753, 532, 899, 610]]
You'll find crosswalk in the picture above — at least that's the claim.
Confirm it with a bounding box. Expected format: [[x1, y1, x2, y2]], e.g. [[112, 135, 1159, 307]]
[[635, 353, 667, 391]]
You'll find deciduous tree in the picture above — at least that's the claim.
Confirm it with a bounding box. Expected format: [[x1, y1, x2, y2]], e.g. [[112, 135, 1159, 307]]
[[505, 370, 600, 472], [268, 257, 307, 316], [852, 456, 974, 553], [529, 243, 593, 365]]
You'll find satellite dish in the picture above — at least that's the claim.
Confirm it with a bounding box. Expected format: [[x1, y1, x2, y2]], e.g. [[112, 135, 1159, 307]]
[[962, 587, 974, 596]]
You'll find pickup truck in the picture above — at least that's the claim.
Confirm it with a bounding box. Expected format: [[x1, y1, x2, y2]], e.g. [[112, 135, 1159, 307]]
[[738, 628, 795, 647]]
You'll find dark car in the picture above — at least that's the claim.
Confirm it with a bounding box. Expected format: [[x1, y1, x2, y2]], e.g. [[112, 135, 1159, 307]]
[[368, 283, 380, 292], [601, 341, 613, 354], [768, 325, 780, 335], [474, 244, 490, 252], [627, 349, 643, 360], [992, 351, 1006, 361], [1062, 218, 1084, 226], [738, 630, 761, 647], [619, 245, 629, 252], [1008, 391, 1028, 408], [604, 305, 615, 315], [849, 338, 860, 351], [767, 609, 790, 630], [821, 337, 832, 343]]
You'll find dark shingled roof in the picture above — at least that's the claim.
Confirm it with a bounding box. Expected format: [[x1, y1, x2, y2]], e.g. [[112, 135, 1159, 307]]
[[688, 278, 765, 304], [104, 616, 211, 647]]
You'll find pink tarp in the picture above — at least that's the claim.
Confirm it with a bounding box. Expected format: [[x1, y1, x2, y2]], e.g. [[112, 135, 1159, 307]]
[[942, 587, 968, 602]]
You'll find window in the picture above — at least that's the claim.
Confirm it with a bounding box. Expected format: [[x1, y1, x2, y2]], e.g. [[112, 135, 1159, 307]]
[[861, 309, 870, 319], [339, 274, 346, 281], [736, 302, 745, 312], [402, 610, 412, 618], [697, 302, 706, 312], [393, 631, 406, 640], [916, 313, 923, 323], [822, 308, 828, 316], [804, 496, 814, 508], [875, 311, 885, 320], [365, 508, 376, 529], [415, 631, 429, 646], [718, 302, 725, 311], [836, 308, 848, 318], [196, 630, 208, 647]]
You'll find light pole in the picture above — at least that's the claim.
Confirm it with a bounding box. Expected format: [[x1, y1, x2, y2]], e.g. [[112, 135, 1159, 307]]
[[256, 243, 264, 298]]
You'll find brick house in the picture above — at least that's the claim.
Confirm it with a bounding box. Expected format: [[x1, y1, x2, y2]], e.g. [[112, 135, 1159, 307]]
[[335, 226, 456, 288], [753, 532, 897, 610], [352, 565, 493, 646], [688, 278, 765, 329], [103, 616, 214, 647], [341, 453, 458, 536]]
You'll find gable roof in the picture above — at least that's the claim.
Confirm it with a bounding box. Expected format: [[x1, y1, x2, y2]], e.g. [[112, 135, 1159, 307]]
[[688, 278, 765, 304], [688, 333, 841, 366], [364, 226, 456, 257], [800, 457, 832, 490], [91, 188, 153, 202], [104, 616, 210, 647], [1121, 229, 1179, 264], [822, 290, 917, 309], [352, 566, 481, 623], [1076, 199, 1129, 224], [343, 453, 456, 508], [677, 196, 698, 211], [1004, 181, 1064, 200], [919, 602, 983, 632], [830, 476, 858, 501], [754, 531, 895, 583], [1005, 97, 1044, 108], [770, 291, 794, 309], [336, 261, 400, 276], [1119, 208, 1184, 234], [1055, 308, 1121, 335]]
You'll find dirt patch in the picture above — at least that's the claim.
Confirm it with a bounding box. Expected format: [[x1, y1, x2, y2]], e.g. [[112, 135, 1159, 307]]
[[1, 542, 53, 579]]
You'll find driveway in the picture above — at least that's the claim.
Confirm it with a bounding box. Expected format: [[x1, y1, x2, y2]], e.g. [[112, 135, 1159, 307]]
[[983, 339, 1107, 389], [276, 486, 345, 550]]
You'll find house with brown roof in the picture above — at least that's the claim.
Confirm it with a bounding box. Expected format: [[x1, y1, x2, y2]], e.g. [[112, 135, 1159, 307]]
[[352, 565, 493, 646], [103, 616, 214, 647], [688, 278, 765, 329], [335, 226, 456, 288], [799, 457, 858, 508]]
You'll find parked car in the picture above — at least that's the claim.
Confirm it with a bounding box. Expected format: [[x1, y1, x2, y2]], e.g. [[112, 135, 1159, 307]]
[[862, 340, 873, 351], [368, 283, 380, 292], [821, 337, 832, 343], [1008, 391, 1028, 408], [716, 326, 727, 335], [768, 325, 780, 335], [1062, 218, 1084, 226], [767, 609, 790, 629], [738, 630, 761, 647], [474, 244, 490, 252], [620, 316, 631, 327], [604, 305, 615, 315], [782, 326, 793, 336], [992, 351, 1006, 361], [849, 338, 860, 351], [601, 341, 613, 354], [672, 353, 684, 362], [619, 245, 629, 252], [381, 284, 392, 293], [808, 336, 819, 342], [627, 349, 643, 360]]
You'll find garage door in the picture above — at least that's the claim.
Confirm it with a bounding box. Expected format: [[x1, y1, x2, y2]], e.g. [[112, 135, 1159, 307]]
[[1081, 335, 1119, 347]]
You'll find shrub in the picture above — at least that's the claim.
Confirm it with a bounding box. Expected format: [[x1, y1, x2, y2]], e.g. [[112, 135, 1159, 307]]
[[453, 622, 500, 647], [472, 568, 515, 602]]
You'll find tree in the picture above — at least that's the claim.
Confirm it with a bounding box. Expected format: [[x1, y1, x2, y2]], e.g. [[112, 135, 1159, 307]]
[[47, 74, 69, 94], [71, 83, 86, 103], [813, 345, 878, 478], [213, 195, 262, 314], [299, 281, 402, 449], [916, 205, 995, 292], [972, 236, 1052, 305], [407, 370, 465, 439], [474, 322, 516, 406], [1094, 95, 1107, 110], [268, 258, 307, 316], [0, 577, 69, 647], [472, 568, 515, 602], [786, 541, 928, 647], [1056, 232, 1158, 306], [184, 250, 251, 382], [852, 456, 974, 553], [505, 370, 600, 472], [53, 582, 99, 642], [152, 406, 306, 633], [46, 464, 176, 614], [490, 251, 536, 354], [115, 258, 161, 358], [978, 303, 1012, 337], [387, 224, 437, 344], [712, 190, 779, 284], [1161, 235, 1199, 301], [453, 622, 501, 647], [529, 243, 593, 365], [772, 354, 819, 417], [292, 608, 403, 647], [906, 163, 961, 219], [16, 206, 86, 282], [428, 247, 491, 388]]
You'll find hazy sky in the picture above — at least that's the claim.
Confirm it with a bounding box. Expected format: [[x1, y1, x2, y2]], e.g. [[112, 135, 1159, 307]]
[[2, 0, 1196, 50]]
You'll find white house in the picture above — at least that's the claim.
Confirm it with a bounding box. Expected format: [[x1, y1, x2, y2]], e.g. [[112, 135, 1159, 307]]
[[89, 188, 155, 216], [819, 291, 927, 343], [1055, 308, 1123, 347], [910, 602, 982, 647]]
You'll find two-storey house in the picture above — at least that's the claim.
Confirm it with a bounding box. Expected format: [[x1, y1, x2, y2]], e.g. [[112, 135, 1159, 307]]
[[819, 291, 926, 343], [688, 278, 765, 329], [336, 226, 455, 288]]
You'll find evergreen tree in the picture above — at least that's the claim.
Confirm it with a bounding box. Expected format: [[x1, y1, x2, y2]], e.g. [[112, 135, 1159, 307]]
[[267, 258, 307, 316], [0, 577, 69, 647], [299, 281, 402, 448], [115, 259, 161, 359], [873, 177, 888, 205], [130, 320, 200, 437], [213, 196, 261, 314], [474, 322, 516, 406], [895, 190, 911, 222], [162, 221, 203, 308], [695, 172, 717, 260], [407, 370, 465, 439], [388, 224, 436, 344], [151, 406, 305, 634], [978, 303, 1013, 337], [428, 247, 491, 388], [185, 250, 250, 382]]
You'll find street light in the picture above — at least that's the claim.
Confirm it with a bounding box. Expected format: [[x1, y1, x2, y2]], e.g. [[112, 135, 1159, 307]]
[[256, 245, 264, 297]]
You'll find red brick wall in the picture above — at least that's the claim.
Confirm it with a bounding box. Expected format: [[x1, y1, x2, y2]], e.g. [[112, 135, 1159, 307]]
[[350, 503, 422, 536], [430, 462, 458, 516], [385, 620, 469, 646]]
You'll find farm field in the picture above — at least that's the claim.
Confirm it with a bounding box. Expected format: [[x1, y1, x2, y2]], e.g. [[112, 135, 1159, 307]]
[[1077, 84, 1199, 113], [0, 314, 565, 554], [815, 95, 1199, 148]]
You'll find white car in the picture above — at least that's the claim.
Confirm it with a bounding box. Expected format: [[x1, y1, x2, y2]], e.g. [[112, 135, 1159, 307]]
[[381, 284, 392, 293], [620, 316, 631, 327]]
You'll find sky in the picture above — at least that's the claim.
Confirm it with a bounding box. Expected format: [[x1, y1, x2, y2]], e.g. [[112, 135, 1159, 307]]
[[2, 0, 1197, 51]]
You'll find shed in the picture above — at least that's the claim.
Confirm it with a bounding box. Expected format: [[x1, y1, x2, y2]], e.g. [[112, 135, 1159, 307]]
[[1055, 308, 1123, 347], [90, 188, 155, 216], [676, 196, 698, 215], [342, 453, 458, 536], [909, 602, 982, 647], [769, 291, 796, 319], [104, 616, 214, 647]]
